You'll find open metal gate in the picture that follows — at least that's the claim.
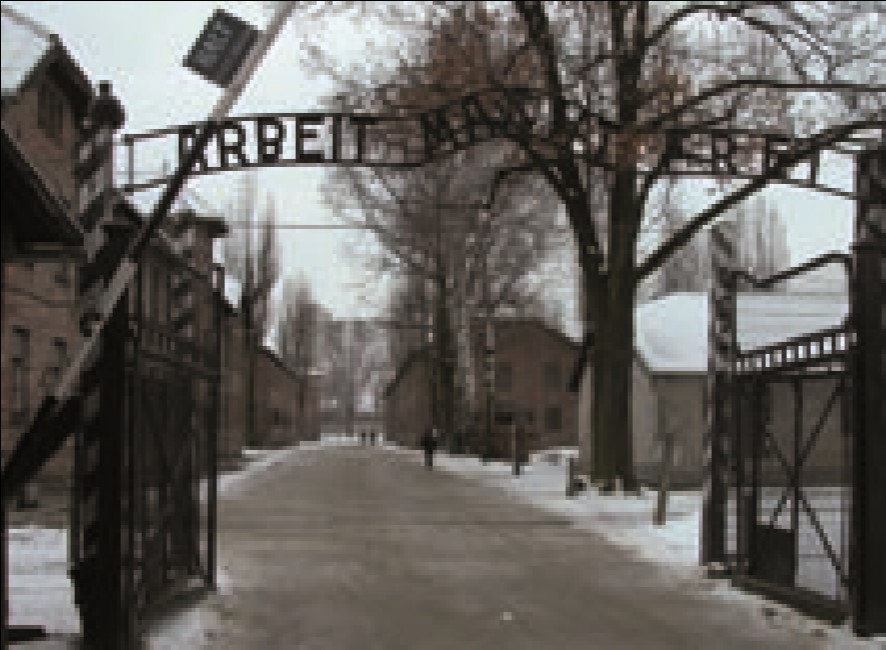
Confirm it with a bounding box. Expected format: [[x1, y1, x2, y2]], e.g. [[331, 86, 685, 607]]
[[65, 85, 221, 648], [69, 239, 221, 648], [730, 310, 854, 619], [703, 147, 885, 635]]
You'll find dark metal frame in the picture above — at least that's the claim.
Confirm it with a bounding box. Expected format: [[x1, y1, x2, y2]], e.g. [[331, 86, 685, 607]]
[[704, 147, 885, 635], [70, 240, 222, 648]]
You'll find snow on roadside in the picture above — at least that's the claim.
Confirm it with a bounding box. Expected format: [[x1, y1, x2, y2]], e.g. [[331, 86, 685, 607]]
[[218, 444, 308, 496], [7, 444, 305, 648], [428, 448, 885, 650], [7, 526, 80, 635]]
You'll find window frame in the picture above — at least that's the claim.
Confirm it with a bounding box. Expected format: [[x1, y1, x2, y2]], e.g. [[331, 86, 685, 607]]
[[10, 328, 31, 425]]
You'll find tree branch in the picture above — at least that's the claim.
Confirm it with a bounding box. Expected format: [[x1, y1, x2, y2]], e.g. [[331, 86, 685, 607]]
[[644, 80, 886, 130], [635, 120, 885, 284]]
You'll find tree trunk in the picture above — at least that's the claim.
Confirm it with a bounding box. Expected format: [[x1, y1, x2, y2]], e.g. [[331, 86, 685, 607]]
[[596, 168, 641, 491], [593, 286, 637, 491]]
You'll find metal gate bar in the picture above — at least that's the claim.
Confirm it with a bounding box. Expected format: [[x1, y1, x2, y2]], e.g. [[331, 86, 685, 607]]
[[704, 146, 885, 635]]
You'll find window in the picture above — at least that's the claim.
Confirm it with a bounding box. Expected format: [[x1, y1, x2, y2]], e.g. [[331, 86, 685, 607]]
[[38, 81, 64, 141], [41, 339, 67, 392], [53, 261, 70, 287], [495, 361, 513, 391], [544, 406, 562, 433], [543, 361, 560, 391], [10, 328, 30, 424]]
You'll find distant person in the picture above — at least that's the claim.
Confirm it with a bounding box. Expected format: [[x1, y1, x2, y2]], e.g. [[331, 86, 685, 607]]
[[370, 430, 377, 446], [360, 431, 367, 446], [420, 426, 439, 469]]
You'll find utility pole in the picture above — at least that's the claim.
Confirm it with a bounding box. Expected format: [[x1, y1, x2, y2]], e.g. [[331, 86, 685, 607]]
[[480, 210, 495, 463]]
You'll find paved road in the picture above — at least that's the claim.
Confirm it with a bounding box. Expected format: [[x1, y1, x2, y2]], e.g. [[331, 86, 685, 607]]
[[191, 446, 821, 650]]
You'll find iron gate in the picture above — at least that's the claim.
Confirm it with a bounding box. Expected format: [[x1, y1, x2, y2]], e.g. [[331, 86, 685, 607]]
[[728, 322, 854, 619], [704, 147, 885, 635], [69, 223, 221, 648]]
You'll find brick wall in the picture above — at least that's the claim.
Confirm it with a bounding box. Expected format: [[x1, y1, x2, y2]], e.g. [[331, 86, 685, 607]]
[[254, 348, 299, 447], [1, 66, 84, 488], [384, 353, 433, 448], [1, 260, 81, 486], [3, 77, 80, 207], [385, 320, 580, 453], [473, 319, 580, 451]]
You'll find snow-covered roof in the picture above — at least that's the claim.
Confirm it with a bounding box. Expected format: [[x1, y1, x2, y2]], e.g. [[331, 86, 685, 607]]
[[636, 291, 849, 373], [1, 5, 53, 97]]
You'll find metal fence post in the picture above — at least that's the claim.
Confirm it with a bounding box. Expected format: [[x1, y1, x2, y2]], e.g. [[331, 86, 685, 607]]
[[851, 148, 885, 636], [702, 222, 738, 566]]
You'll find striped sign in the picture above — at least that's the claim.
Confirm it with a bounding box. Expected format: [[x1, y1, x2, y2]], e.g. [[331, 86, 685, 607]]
[[702, 221, 738, 565]]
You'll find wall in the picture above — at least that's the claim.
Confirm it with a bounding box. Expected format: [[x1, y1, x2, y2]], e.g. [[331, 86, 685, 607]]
[[632, 371, 707, 487], [1, 260, 80, 487], [385, 354, 432, 448], [473, 319, 579, 453], [255, 348, 300, 447], [218, 307, 247, 462], [3, 74, 81, 207], [1, 65, 85, 489]]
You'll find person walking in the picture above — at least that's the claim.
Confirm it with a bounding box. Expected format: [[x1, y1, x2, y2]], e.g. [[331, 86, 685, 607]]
[[420, 426, 439, 469]]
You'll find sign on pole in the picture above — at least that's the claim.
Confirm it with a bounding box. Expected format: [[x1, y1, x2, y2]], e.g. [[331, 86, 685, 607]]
[[184, 9, 260, 88]]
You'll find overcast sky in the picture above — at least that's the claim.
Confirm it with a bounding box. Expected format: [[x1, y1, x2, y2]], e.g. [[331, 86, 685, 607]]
[[5, 1, 859, 320]]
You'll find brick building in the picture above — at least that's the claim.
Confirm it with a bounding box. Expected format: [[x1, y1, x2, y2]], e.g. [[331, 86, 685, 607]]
[[2, 4, 320, 486], [219, 304, 323, 455], [1, 5, 92, 488], [385, 318, 580, 454], [383, 347, 434, 448], [254, 347, 299, 447]]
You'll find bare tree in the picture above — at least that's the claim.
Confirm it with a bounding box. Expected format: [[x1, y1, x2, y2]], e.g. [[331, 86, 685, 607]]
[[299, 1, 883, 486], [222, 174, 280, 446], [321, 5, 569, 450], [650, 189, 791, 298], [341, 1, 884, 487], [277, 274, 324, 438]]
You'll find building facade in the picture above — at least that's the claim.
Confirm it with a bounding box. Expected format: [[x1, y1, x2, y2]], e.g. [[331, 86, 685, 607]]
[[1, 5, 92, 488], [385, 318, 579, 454]]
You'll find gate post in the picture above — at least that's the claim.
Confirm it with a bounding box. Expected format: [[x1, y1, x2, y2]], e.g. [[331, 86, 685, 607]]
[[71, 81, 132, 649], [702, 222, 738, 566], [852, 147, 885, 636]]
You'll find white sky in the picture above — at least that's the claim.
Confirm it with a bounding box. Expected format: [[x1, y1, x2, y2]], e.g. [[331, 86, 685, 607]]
[[5, 1, 858, 318]]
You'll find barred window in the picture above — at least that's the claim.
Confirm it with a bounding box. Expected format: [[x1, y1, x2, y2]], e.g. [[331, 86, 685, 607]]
[[10, 328, 30, 424]]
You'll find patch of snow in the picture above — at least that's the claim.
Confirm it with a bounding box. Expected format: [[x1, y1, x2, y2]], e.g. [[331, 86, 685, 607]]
[[7, 525, 80, 635], [142, 566, 232, 650], [218, 445, 305, 496]]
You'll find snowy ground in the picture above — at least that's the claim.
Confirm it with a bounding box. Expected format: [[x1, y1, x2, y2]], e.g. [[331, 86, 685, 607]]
[[9, 441, 885, 649], [7, 526, 80, 637]]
